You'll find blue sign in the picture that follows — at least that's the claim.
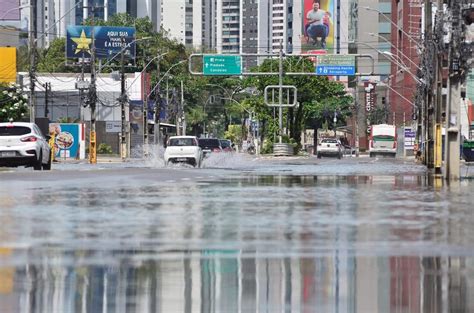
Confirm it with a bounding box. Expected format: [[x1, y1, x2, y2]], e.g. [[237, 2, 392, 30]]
[[66, 26, 136, 59], [316, 65, 356, 76], [315, 55, 356, 76], [54, 123, 80, 159]]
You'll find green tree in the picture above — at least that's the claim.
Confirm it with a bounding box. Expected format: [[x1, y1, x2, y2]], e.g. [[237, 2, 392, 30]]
[[37, 38, 73, 73], [243, 57, 353, 150], [0, 83, 29, 122]]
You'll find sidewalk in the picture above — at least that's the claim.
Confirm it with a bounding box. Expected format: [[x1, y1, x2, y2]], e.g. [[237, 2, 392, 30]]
[[53, 154, 123, 164]]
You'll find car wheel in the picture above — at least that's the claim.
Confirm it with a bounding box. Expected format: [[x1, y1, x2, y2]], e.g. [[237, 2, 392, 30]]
[[369, 152, 374, 158], [338, 153, 342, 159], [33, 151, 42, 171], [42, 152, 52, 170], [317, 153, 322, 159]]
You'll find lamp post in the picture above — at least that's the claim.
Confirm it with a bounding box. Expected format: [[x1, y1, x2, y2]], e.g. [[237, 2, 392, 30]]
[[367, 32, 422, 71], [361, 6, 423, 51], [0, 5, 30, 20], [98, 36, 152, 73], [205, 83, 256, 151], [355, 41, 424, 85], [146, 60, 187, 145]]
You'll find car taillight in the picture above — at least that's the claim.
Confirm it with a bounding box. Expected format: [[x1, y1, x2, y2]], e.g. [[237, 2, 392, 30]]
[[212, 148, 221, 152], [21, 136, 38, 142], [371, 140, 374, 148], [393, 141, 397, 149], [335, 144, 339, 147]]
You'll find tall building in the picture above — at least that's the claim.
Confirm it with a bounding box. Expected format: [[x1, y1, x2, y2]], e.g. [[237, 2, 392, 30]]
[[389, 0, 422, 126], [161, 0, 205, 48], [217, 0, 240, 54]]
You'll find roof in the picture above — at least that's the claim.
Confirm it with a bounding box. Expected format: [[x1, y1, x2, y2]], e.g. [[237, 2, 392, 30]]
[[168, 135, 197, 139], [0, 122, 34, 127]]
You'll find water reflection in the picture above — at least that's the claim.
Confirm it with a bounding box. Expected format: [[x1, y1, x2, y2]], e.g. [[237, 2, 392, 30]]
[[1, 170, 474, 312], [0, 254, 473, 312]]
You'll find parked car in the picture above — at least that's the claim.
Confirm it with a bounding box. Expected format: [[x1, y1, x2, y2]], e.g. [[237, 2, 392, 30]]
[[164, 136, 203, 167], [0, 122, 52, 170], [317, 138, 343, 159], [198, 138, 222, 157], [219, 139, 234, 152]]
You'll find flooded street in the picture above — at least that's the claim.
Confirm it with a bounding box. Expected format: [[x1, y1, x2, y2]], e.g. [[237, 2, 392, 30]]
[[1, 155, 473, 312]]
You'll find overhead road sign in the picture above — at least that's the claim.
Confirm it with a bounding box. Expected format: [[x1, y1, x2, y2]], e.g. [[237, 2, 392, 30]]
[[67, 26, 136, 59], [203, 55, 242, 75], [315, 55, 356, 76], [188, 53, 373, 76]]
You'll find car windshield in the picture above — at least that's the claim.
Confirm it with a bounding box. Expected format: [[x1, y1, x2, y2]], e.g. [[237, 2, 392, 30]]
[[0, 126, 31, 136], [220, 140, 231, 148], [168, 138, 196, 146], [321, 139, 337, 143], [198, 139, 221, 148]]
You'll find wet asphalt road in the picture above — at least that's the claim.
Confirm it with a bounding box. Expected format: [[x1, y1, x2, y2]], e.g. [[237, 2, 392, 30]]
[[0, 154, 473, 312]]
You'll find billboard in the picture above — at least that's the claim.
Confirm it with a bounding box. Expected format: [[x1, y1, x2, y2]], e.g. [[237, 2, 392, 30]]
[[49, 123, 86, 159], [66, 26, 136, 59], [0, 47, 17, 83], [301, 0, 335, 53]]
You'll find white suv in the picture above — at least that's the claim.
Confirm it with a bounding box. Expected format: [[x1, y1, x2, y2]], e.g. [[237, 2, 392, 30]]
[[317, 138, 343, 159], [0, 122, 52, 170], [164, 136, 203, 167]]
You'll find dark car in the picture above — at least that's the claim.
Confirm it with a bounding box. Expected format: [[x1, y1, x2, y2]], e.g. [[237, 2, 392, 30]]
[[198, 138, 222, 156], [219, 139, 234, 152]]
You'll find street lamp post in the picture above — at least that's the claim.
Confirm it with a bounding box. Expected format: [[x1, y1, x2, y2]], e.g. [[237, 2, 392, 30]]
[[355, 41, 424, 85], [367, 32, 422, 71], [361, 6, 423, 51], [146, 60, 187, 145]]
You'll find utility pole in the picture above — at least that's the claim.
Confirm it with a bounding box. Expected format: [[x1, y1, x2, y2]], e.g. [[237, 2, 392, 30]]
[[143, 69, 148, 156], [278, 40, 284, 144], [88, 6, 97, 164], [444, 0, 463, 180], [434, 0, 445, 174], [154, 53, 161, 145], [28, 0, 37, 123], [424, 0, 434, 168], [354, 78, 360, 157], [43, 82, 50, 119], [181, 80, 185, 136], [120, 37, 127, 161]]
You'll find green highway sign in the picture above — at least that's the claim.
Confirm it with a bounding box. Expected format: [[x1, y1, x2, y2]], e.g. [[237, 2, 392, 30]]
[[203, 55, 242, 75], [316, 55, 356, 76]]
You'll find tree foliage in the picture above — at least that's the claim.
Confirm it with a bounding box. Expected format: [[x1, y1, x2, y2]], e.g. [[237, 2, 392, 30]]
[[242, 57, 353, 148], [0, 83, 29, 122]]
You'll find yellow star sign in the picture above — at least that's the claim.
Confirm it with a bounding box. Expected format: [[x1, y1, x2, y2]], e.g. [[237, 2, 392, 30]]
[[71, 30, 92, 54]]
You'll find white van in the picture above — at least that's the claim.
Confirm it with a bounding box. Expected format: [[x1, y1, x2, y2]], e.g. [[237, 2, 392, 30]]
[[369, 124, 397, 157]]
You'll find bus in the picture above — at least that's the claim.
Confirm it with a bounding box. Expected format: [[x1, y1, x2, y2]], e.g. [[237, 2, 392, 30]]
[[369, 124, 397, 157]]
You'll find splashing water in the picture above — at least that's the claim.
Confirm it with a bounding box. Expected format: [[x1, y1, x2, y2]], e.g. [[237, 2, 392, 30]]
[[201, 152, 257, 169], [142, 144, 166, 168]]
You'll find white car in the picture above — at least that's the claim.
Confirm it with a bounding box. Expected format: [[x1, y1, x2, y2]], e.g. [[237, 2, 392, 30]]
[[317, 138, 344, 159], [164, 136, 203, 167], [0, 122, 52, 170]]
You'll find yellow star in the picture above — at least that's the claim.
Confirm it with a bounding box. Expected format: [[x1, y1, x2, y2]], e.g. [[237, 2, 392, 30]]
[[71, 30, 92, 54]]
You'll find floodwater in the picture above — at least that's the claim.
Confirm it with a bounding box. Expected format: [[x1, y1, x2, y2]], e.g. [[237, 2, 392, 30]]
[[0, 155, 474, 312]]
